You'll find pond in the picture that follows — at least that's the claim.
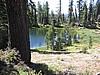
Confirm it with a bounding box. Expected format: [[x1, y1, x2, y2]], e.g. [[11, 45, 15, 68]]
[[29, 28, 47, 49], [29, 28, 79, 49]]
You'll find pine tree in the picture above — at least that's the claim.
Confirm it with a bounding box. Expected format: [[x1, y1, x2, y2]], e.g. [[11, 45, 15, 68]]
[[42, 4, 46, 25], [62, 13, 65, 23], [42, 1, 49, 25], [37, 1, 42, 24], [68, 0, 73, 24], [45, 26, 54, 49], [45, 1, 49, 24], [96, 0, 100, 21], [75, 6, 78, 22], [50, 10, 55, 24], [45, 20, 55, 50], [82, 1, 87, 26], [51, 10, 54, 19], [0, 0, 8, 48], [70, 13, 75, 25], [77, 0, 83, 24], [0, 0, 8, 26], [88, 0, 93, 24], [28, 0, 38, 27], [58, 0, 62, 24]]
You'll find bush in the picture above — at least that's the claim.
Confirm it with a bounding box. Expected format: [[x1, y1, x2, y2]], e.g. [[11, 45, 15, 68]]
[[0, 48, 45, 75], [0, 48, 21, 63], [0, 48, 21, 75], [79, 46, 88, 54]]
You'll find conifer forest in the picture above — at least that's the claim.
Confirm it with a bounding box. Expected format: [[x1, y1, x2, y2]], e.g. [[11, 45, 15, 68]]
[[0, 0, 100, 75]]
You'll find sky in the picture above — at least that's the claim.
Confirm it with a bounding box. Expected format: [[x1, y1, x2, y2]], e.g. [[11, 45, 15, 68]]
[[32, 0, 97, 14]]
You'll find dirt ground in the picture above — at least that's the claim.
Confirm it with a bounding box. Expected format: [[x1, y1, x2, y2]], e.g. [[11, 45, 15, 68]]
[[31, 45, 100, 75]]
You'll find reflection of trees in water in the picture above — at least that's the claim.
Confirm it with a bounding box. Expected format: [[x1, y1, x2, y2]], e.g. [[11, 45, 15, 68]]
[[30, 28, 80, 49], [30, 28, 47, 36], [30, 34, 46, 48]]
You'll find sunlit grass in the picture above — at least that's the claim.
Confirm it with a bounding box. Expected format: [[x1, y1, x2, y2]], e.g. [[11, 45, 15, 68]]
[[78, 29, 100, 45]]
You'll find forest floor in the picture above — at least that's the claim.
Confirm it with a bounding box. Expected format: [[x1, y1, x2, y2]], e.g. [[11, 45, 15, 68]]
[[31, 44, 100, 75]]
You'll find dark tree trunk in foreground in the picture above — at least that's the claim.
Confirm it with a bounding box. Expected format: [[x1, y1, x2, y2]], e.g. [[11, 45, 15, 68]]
[[5, 0, 31, 64]]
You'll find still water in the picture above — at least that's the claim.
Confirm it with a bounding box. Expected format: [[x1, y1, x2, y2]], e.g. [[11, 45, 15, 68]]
[[29, 28, 79, 49], [29, 28, 47, 49]]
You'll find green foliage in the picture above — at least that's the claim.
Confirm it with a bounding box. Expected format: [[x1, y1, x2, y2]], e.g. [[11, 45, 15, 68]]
[[77, 0, 83, 23], [54, 36, 63, 50], [68, 0, 73, 24], [96, 0, 100, 21], [37, 1, 49, 25], [57, 0, 62, 25], [37, 1, 42, 24], [82, 1, 88, 26], [75, 6, 78, 22], [43, 1, 49, 25], [0, 0, 8, 25], [0, 48, 20, 75], [65, 25, 77, 46], [0, 0, 8, 49], [0, 28, 8, 49], [53, 28, 66, 50], [88, 1, 93, 23], [0, 48, 44, 75], [45, 26, 65, 50], [81, 46, 88, 54], [30, 27, 48, 36], [49, 10, 55, 24], [18, 66, 43, 75], [0, 48, 19, 63], [62, 13, 65, 23], [45, 26, 55, 49], [77, 29, 100, 45], [28, 1, 38, 27]]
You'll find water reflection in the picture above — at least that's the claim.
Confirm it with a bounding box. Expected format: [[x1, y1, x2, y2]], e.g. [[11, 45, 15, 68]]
[[30, 28, 47, 49], [30, 35, 45, 49], [29, 28, 79, 49]]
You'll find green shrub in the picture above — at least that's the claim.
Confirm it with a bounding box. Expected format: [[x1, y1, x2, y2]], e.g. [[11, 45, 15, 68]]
[[0, 48, 19, 63], [80, 46, 88, 54]]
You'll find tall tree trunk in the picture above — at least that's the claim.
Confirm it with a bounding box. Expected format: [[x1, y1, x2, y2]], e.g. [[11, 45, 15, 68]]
[[5, 0, 31, 64], [51, 19, 55, 50]]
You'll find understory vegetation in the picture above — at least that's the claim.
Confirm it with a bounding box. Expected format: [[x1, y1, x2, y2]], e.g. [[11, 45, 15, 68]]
[[0, 48, 44, 75]]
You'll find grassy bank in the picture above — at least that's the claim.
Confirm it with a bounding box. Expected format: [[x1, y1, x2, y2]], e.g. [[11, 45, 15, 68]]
[[64, 28, 100, 52]]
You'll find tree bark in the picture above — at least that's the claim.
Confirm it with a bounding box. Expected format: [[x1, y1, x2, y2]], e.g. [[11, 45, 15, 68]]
[[5, 0, 31, 64]]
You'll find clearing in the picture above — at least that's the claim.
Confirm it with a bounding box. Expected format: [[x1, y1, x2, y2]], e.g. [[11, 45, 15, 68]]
[[31, 45, 100, 75]]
